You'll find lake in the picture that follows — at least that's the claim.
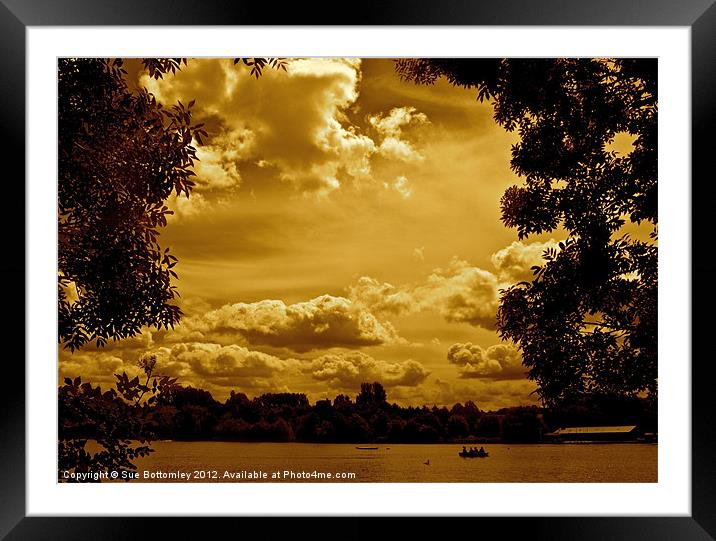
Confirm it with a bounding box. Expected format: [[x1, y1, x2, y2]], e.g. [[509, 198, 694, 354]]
[[126, 441, 657, 483]]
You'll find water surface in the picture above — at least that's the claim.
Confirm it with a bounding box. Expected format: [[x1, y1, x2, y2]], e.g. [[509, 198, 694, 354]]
[[127, 441, 657, 482]]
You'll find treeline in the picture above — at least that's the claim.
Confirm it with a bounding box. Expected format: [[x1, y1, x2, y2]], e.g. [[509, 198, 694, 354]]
[[60, 379, 657, 446]]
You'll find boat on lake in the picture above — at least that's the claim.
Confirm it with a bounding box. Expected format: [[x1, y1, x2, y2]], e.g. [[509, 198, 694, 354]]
[[459, 447, 489, 458], [356, 446, 379, 450]]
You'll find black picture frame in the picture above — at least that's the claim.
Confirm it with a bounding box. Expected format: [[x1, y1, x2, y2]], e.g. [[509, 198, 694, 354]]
[[3, 1, 713, 539]]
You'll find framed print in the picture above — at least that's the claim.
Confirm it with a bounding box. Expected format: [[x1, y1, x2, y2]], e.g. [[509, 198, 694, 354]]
[[4, 0, 714, 539]]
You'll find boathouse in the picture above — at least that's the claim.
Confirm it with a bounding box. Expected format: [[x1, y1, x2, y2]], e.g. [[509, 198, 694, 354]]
[[543, 425, 640, 442]]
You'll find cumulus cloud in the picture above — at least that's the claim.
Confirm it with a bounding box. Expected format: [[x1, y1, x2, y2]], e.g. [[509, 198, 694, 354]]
[[346, 277, 414, 317], [491, 239, 559, 283], [348, 240, 562, 330], [60, 342, 531, 407], [447, 342, 526, 380], [161, 342, 289, 378], [349, 258, 500, 329], [59, 353, 125, 382], [143, 59, 431, 198], [421, 259, 500, 328], [190, 129, 251, 191], [369, 106, 428, 136], [58, 329, 157, 387], [391, 377, 538, 411], [384, 175, 413, 198], [166, 191, 211, 221], [143, 58, 372, 195], [309, 351, 429, 388], [368, 106, 429, 162], [121, 342, 305, 393], [170, 295, 401, 352]]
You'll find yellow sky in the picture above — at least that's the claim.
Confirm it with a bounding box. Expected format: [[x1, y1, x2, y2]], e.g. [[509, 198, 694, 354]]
[[59, 57, 629, 409]]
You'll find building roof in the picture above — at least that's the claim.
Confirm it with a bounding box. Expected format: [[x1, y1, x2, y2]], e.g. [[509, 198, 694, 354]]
[[547, 425, 637, 435]]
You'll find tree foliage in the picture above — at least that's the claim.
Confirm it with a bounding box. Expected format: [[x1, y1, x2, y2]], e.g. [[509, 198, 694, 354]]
[[59, 373, 656, 480], [58, 58, 203, 351], [356, 381, 387, 406], [58, 57, 284, 351], [233, 57, 288, 78], [58, 355, 178, 481], [396, 59, 657, 405]]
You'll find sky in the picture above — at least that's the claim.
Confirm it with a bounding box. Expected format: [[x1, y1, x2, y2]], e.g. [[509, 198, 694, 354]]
[[58, 57, 608, 410]]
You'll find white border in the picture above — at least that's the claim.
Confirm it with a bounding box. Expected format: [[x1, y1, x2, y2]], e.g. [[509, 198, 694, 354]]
[[27, 26, 691, 516]]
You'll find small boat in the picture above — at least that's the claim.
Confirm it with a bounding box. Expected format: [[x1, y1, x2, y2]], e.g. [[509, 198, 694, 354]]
[[356, 446, 379, 450], [459, 449, 489, 458]]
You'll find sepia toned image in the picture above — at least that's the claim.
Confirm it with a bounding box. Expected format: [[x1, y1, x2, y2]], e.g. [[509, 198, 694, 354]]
[[58, 57, 657, 483]]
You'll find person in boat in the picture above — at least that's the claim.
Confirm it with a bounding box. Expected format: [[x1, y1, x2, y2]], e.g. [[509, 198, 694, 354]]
[[462, 446, 467, 454], [478, 446, 486, 456]]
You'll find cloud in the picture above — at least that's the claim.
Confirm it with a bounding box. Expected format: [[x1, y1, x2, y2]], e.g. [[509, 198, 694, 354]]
[[60, 339, 302, 396], [368, 106, 429, 162], [166, 191, 211, 221], [170, 295, 402, 352], [384, 175, 413, 198], [309, 351, 429, 388], [391, 377, 538, 411], [490, 239, 559, 283], [190, 129, 251, 191], [348, 240, 561, 330], [346, 277, 414, 317], [447, 342, 526, 380], [122, 342, 306, 393], [59, 353, 125, 381], [143, 59, 386, 196], [60, 342, 531, 407], [61, 338, 431, 402], [162, 342, 289, 378], [421, 259, 500, 328], [369, 106, 428, 136], [349, 257, 500, 329], [59, 351, 146, 390], [58, 329, 160, 388]]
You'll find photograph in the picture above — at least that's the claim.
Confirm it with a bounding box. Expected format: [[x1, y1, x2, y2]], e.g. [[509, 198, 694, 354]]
[[57, 56, 658, 484]]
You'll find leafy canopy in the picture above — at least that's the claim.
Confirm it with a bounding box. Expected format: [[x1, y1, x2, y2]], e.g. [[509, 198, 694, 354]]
[[396, 59, 657, 405], [58, 355, 179, 481], [58, 57, 283, 351]]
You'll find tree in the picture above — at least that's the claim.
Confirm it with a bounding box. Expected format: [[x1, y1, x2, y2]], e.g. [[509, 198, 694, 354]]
[[356, 382, 387, 406], [396, 59, 657, 405], [58, 355, 178, 481], [333, 394, 353, 408], [58, 57, 285, 351], [447, 414, 469, 438], [254, 393, 310, 410], [58, 58, 204, 351]]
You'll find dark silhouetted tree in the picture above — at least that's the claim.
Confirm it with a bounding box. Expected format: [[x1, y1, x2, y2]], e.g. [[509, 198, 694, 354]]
[[396, 59, 657, 406], [58, 58, 204, 350], [447, 414, 469, 438], [58, 355, 178, 481], [356, 382, 387, 407], [333, 394, 353, 408], [59, 57, 285, 351], [59, 374, 656, 469]]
